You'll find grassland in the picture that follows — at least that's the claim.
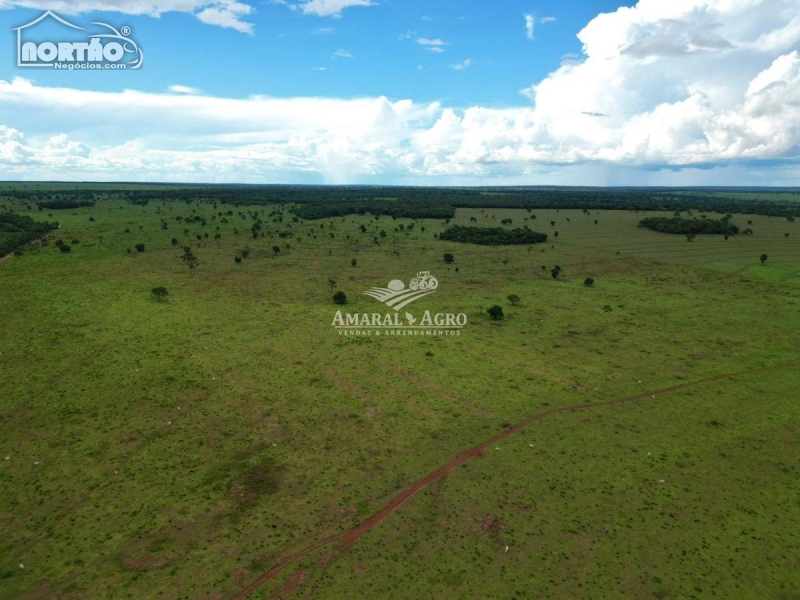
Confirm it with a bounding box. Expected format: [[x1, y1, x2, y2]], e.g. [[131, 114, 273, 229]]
[[0, 193, 798, 599]]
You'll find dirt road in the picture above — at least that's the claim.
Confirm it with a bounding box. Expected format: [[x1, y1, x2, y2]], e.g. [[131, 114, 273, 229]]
[[231, 357, 798, 599]]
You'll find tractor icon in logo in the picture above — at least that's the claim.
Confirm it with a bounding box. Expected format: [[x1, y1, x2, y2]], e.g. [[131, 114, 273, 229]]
[[409, 271, 438, 291], [364, 271, 439, 311]]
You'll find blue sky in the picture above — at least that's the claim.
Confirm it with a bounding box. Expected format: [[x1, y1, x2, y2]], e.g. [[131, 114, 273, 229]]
[[2, 1, 633, 104], [0, 0, 798, 185]]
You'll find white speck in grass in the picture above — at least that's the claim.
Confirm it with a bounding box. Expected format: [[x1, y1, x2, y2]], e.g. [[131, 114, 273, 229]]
[[167, 421, 172, 426], [647, 452, 651, 457], [272, 443, 277, 447], [19, 563, 23, 569], [529, 444, 535, 448], [505, 546, 509, 552], [658, 480, 665, 484], [495, 447, 500, 450], [33, 461, 39, 466], [4, 456, 9, 460]]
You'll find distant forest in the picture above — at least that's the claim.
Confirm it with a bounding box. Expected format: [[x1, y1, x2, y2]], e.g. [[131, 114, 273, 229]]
[[439, 225, 548, 246], [639, 216, 740, 236], [0, 213, 58, 256], [2, 185, 799, 220]]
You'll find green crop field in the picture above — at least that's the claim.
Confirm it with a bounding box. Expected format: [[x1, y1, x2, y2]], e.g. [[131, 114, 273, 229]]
[[1, 193, 799, 599]]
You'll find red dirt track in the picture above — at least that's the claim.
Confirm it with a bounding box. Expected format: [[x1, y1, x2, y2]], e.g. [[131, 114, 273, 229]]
[[231, 358, 797, 599]]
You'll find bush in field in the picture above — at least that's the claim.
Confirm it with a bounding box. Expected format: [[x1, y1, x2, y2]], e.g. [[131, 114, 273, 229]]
[[444, 253, 454, 264], [151, 287, 169, 302], [487, 305, 504, 320], [59, 244, 71, 253], [507, 294, 520, 306], [333, 291, 347, 305], [584, 277, 595, 287], [760, 254, 768, 266], [135, 243, 145, 253]]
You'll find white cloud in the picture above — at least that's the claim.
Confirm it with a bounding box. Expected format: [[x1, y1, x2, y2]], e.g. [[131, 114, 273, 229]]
[[450, 59, 472, 71], [540, 16, 556, 24], [196, 4, 253, 34], [333, 49, 353, 58], [524, 14, 535, 40], [416, 37, 447, 52], [168, 85, 202, 95], [1, 0, 799, 184], [294, 0, 374, 18], [0, 0, 256, 33]]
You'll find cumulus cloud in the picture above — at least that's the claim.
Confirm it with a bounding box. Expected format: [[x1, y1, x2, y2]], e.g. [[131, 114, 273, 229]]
[[1, 0, 799, 183], [293, 0, 374, 18], [0, 0, 255, 33]]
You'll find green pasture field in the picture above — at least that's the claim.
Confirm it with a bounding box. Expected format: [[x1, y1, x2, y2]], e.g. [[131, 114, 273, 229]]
[[0, 196, 798, 599]]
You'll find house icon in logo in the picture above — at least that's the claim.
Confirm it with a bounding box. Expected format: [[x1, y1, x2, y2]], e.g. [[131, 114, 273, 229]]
[[13, 11, 85, 68]]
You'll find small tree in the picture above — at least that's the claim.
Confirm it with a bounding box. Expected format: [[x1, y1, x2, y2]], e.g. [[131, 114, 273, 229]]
[[135, 243, 146, 253], [272, 246, 281, 257], [333, 291, 347, 305], [507, 294, 521, 306], [760, 254, 768, 266], [444, 253, 455, 264], [181, 246, 199, 270], [487, 305, 504, 320], [551, 265, 562, 280], [171, 238, 178, 245], [328, 278, 337, 293], [151, 286, 169, 302], [351, 258, 358, 267], [59, 244, 71, 253], [584, 277, 595, 287]]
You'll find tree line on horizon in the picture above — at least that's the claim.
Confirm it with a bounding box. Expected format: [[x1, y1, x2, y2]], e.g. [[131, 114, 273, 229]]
[[1, 186, 799, 220]]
